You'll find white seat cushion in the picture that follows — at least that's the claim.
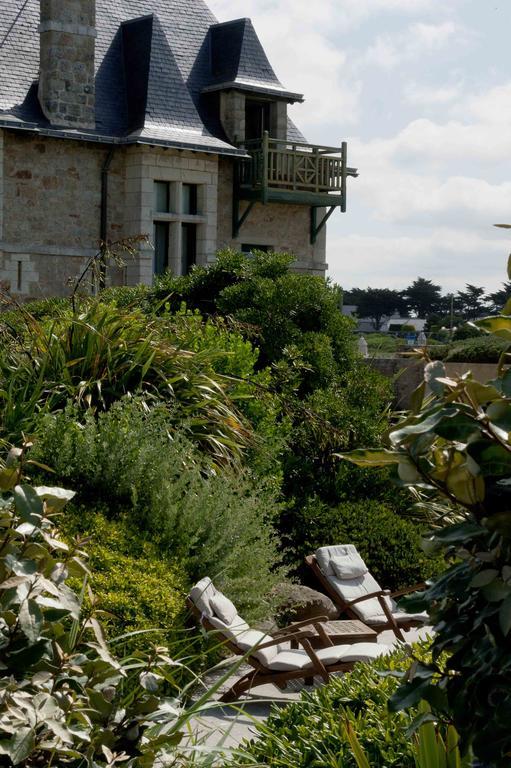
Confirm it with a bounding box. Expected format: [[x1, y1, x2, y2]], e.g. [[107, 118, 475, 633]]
[[316, 544, 361, 577], [207, 615, 289, 665], [316, 642, 392, 665], [268, 642, 394, 671], [210, 593, 238, 625], [189, 577, 217, 615]]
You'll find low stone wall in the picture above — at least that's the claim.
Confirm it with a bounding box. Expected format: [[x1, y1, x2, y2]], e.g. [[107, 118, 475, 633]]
[[366, 358, 498, 409]]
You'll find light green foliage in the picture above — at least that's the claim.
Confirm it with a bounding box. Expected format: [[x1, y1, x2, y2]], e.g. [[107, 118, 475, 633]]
[[226, 644, 435, 768], [60, 506, 186, 646], [346, 701, 471, 768], [365, 333, 401, 356], [0, 446, 196, 768], [32, 398, 285, 619], [339, 260, 511, 766]]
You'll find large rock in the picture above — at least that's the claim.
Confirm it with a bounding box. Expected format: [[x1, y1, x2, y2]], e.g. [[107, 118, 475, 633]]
[[272, 583, 339, 625]]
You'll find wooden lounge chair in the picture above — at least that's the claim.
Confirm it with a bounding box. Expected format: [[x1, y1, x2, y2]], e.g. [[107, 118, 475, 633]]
[[187, 577, 393, 702], [305, 544, 428, 642]]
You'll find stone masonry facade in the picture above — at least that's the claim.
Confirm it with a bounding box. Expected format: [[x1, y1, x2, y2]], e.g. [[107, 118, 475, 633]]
[[0, 128, 327, 298]]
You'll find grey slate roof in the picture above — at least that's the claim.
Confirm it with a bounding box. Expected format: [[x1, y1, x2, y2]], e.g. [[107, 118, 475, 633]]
[[204, 18, 303, 102], [0, 0, 305, 154]]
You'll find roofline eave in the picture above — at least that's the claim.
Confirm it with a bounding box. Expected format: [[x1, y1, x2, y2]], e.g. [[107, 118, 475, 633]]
[[201, 82, 304, 103], [0, 118, 249, 157]]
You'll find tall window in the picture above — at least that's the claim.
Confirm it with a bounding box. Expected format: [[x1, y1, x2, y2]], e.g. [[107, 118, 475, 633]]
[[153, 181, 200, 276]]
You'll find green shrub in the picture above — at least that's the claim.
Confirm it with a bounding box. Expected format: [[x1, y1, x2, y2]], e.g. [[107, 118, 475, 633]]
[[227, 643, 434, 768], [32, 398, 285, 619], [60, 504, 186, 646], [430, 334, 508, 362], [281, 366, 393, 506], [365, 333, 400, 355], [281, 499, 436, 589]]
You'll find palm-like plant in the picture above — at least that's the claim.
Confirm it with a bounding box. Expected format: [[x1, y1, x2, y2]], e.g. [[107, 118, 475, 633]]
[[0, 301, 251, 463]]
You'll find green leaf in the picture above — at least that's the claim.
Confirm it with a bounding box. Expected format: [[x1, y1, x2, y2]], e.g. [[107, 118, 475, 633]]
[[343, 721, 371, 768], [13, 485, 43, 525], [481, 578, 511, 602], [19, 599, 42, 643], [335, 448, 403, 467], [499, 595, 511, 636], [470, 569, 499, 588], [35, 486, 76, 512], [0, 728, 35, 765]]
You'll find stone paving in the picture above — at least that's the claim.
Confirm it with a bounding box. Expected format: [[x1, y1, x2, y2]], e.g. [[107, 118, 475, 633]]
[[189, 625, 432, 761]]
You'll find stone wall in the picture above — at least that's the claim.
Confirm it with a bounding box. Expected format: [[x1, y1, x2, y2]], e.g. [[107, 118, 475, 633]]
[[366, 357, 498, 409], [0, 130, 124, 297], [217, 157, 327, 274]]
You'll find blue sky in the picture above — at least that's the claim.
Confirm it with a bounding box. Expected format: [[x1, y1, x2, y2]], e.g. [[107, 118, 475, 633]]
[[208, 0, 511, 294]]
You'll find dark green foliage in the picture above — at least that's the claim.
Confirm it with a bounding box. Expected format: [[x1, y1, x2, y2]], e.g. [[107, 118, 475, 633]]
[[227, 644, 435, 768], [430, 335, 508, 362], [347, 287, 407, 331], [31, 398, 285, 619], [281, 499, 435, 590], [452, 322, 482, 340], [145, 250, 356, 374], [341, 296, 511, 765], [280, 365, 393, 506]]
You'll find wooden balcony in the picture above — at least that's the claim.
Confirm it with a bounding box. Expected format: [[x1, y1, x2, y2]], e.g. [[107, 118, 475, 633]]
[[235, 133, 358, 208], [232, 133, 358, 241]]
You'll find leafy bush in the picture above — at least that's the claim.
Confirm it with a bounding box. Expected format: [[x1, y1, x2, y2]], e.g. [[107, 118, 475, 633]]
[[146, 250, 356, 376], [0, 446, 201, 767], [365, 333, 400, 356], [429, 334, 508, 362], [341, 291, 511, 765], [227, 644, 434, 768], [31, 398, 285, 619], [281, 366, 393, 506], [60, 505, 186, 646], [281, 499, 436, 589]]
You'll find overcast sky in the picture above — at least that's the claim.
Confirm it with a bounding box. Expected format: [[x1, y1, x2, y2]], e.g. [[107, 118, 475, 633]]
[[207, 0, 511, 295]]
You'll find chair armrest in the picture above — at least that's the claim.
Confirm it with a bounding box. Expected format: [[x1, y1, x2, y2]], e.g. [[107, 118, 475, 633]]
[[345, 589, 389, 608], [274, 615, 329, 636], [388, 583, 426, 599], [252, 629, 311, 651]]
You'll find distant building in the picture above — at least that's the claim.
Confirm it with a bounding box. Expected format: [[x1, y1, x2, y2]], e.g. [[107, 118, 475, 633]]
[[0, 0, 357, 298], [342, 306, 426, 333]]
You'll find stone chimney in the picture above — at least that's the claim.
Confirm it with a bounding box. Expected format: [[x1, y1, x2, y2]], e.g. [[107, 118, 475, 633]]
[[38, 0, 96, 129]]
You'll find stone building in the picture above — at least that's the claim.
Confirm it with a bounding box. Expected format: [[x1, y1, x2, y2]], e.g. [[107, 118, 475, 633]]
[[0, 0, 357, 297]]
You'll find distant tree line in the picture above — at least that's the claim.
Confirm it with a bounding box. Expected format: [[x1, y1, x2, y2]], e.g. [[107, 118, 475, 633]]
[[343, 277, 511, 331]]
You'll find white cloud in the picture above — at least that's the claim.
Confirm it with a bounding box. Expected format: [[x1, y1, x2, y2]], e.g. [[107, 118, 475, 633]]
[[463, 82, 511, 125], [362, 21, 472, 71], [403, 81, 462, 106], [327, 230, 508, 292]]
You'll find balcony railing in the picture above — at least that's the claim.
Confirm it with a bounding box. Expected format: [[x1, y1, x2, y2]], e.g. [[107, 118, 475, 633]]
[[237, 133, 357, 208]]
